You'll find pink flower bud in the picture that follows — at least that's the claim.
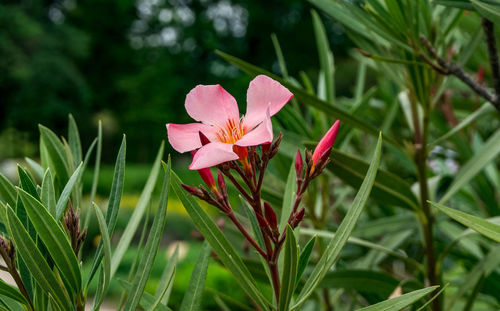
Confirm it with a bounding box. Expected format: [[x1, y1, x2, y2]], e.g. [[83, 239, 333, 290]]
[[264, 202, 277, 229], [191, 150, 216, 191], [312, 120, 340, 167]]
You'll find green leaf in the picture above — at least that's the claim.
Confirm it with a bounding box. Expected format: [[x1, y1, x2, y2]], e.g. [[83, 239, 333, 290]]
[[428, 103, 494, 148], [24, 158, 44, 182], [0, 279, 29, 307], [471, 0, 500, 23], [0, 174, 16, 207], [91, 203, 112, 311], [41, 169, 56, 218], [68, 114, 82, 167], [17, 188, 82, 296], [87, 135, 126, 286], [439, 128, 500, 204], [430, 201, 500, 243], [312, 9, 335, 102], [84, 121, 102, 229], [179, 241, 211, 311], [6, 207, 72, 310], [120, 281, 172, 311], [241, 196, 266, 249], [355, 286, 438, 311], [324, 148, 418, 210], [148, 265, 176, 311], [215, 50, 399, 146], [319, 270, 398, 298], [171, 171, 270, 311], [296, 236, 316, 286], [279, 163, 296, 233], [123, 159, 170, 311], [433, 0, 475, 9], [55, 162, 83, 219], [39, 125, 70, 184], [293, 134, 382, 309], [154, 244, 179, 305], [279, 226, 298, 311], [111, 142, 164, 278]]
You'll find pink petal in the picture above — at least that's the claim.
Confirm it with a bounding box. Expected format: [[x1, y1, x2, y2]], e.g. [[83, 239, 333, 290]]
[[236, 108, 273, 147], [185, 84, 239, 127], [166, 123, 216, 153], [312, 120, 340, 165], [189, 142, 239, 170], [244, 75, 293, 129]]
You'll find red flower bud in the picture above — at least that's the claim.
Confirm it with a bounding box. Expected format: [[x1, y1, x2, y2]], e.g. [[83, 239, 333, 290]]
[[181, 184, 203, 197], [295, 207, 305, 224], [295, 149, 303, 179], [261, 142, 271, 154], [312, 120, 340, 167], [264, 202, 277, 229], [256, 213, 269, 228], [198, 131, 211, 146], [191, 150, 217, 191]]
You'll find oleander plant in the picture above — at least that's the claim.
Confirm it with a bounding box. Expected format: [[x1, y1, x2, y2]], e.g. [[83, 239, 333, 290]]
[[1, 0, 500, 311]]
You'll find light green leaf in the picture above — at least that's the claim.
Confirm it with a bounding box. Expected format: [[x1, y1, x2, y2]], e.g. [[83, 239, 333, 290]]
[[293, 134, 382, 309], [68, 114, 82, 167], [312, 9, 335, 102], [279, 164, 296, 233], [356, 286, 438, 311], [120, 281, 172, 311], [241, 196, 266, 249], [0, 279, 29, 307], [39, 125, 70, 184], [55, 162, 83, 219], [0, 174, 16, 207], [154, 244, 179, 305], [279, 226, 298, 311], [171, 171, 270, 311], [87, 135, 126, 286], [179, 241, 211, 311], [17, 188, 82, 296], [6, 207, 72, 310], [41, 169, 56, 218], [91, 203, 112, 311], [84, 121, 102, 229], [439, 128, 500, 203], [430, 201, 500, 243], [148, 265, 176, 311], [471, 0, 500, 23], [123, 159, 170, 311], [296, 236, 316, 286], [24, 158, 44, 182], [111, 142, 164, 278]]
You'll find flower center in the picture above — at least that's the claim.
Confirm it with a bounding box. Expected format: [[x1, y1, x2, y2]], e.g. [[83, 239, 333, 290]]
[[215, 118, 245, 144]]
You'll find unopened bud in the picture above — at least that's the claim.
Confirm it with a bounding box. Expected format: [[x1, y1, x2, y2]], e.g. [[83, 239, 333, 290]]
[[264, 202, 277, 229], [312, 121, 340, 170], [270, 133, 283, 158], [293, 208, 305, 227], [256, 213, 269, 228], [295, 150, 303, 183], [261, 143, 271, 154], [182, 184, 204, 198], [198, 131, 211, 146], [191, 150, 217, 192]]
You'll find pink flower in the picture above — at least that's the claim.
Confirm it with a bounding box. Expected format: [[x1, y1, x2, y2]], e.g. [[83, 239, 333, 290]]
[[312, 120, 340, 167], [167, 75, 293, 170]]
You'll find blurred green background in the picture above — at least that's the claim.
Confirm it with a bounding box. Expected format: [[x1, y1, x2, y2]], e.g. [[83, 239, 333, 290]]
[[0, 0, 358, 164]]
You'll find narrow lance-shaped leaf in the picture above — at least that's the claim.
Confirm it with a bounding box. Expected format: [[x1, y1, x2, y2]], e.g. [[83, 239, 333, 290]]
[[312, 9, 335, 103], [279, 226, 298, 311], [39, 125, 71, 185], [123, 160, 170, 311], [296, 236, 316, 287], [87, 135, 126, 286], [41, 169, 56, 217], [17, 188, 82, 296], [111, 142, 164, 278], [171, 170, 271, 311], [179, 241, 211, 311], [355, 286, 438, 311], [84, 121, 102, 229], [293, 133, 382, 309], [279, 164, 296, 233], [6, 207, 72, 310], [92, 203, 112, 311], [439, 128, 500, 204], [430, 201, 500, 243], [55, 162, 83, 219], [68, 114, 82, 167], [0, 279, 29, 307], [0, 173, 16, 207]]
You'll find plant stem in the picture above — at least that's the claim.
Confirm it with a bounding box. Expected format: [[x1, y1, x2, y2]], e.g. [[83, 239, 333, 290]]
[[0, 248, 34, 311], [482, 18, 500, 101], [414, 95, 440, 310], [226, 211, 268, 258]]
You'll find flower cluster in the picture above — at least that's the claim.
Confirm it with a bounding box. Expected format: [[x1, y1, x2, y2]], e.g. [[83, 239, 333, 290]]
[[167, 75, 339, 303]]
